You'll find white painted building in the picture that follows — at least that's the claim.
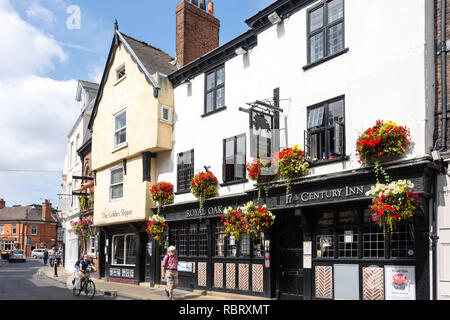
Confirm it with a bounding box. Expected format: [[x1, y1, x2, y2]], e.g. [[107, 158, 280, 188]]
[[155, 0, 437, 300], [59, 80, 98, 272]]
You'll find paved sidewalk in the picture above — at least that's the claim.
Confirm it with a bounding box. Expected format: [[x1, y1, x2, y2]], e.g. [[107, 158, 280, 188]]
[[39, 265, 267, 301]]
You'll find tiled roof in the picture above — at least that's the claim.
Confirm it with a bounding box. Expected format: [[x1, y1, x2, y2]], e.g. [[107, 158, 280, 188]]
[[0, 206, 58, 223]]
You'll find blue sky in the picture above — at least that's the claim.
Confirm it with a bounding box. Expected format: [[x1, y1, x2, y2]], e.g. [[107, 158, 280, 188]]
[[0, 0, 274, 207]]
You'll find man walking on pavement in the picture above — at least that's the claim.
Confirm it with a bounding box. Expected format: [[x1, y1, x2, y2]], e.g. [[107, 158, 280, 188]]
[[54, 248, 60, 277], [43, 249, 48, 265]]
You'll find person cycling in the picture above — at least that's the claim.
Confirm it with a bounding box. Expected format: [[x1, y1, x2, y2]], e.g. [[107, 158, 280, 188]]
[[78, 254, 96, 286]]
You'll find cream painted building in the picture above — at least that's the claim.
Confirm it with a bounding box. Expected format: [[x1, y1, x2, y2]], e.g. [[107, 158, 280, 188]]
[[88, 23, 177, 284]]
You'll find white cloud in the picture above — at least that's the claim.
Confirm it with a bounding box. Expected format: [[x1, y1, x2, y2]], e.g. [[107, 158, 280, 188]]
[[26, 2, 57, 26], [0, 1, 66, 78], [0, 0, 78, 205]]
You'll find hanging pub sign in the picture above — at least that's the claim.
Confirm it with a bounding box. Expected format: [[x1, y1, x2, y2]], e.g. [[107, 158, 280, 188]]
[[249, 108, 280, 177]]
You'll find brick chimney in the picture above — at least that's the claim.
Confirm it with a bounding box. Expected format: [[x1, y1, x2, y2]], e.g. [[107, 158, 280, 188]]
[[176, 0, 220, 67], [0, 199, 5, 210], [42, 200, 53, 221]]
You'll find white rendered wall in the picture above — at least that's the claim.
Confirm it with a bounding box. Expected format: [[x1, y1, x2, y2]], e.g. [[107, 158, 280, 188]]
[[437, 174, 450, 300], [157, 0, 435, 204]]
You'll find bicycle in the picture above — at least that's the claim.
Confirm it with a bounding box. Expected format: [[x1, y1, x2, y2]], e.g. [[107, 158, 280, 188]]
[[72, 267, 96, 300]]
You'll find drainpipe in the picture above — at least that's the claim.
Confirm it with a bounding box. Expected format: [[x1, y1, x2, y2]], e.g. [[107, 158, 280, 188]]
[[440, 0, 448, 151], [431, 172, 439, 300]]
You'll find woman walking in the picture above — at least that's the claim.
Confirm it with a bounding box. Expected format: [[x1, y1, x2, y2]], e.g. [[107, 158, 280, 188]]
[[161, 246, 178, 300]]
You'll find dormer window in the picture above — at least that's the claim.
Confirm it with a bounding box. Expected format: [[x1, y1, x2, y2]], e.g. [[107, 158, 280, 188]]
[[116, 64, 126, 83]]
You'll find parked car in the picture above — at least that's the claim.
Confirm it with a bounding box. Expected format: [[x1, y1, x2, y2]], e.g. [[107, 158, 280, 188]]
[[9, 250, 26, 263], [31, 249, 45, 259]]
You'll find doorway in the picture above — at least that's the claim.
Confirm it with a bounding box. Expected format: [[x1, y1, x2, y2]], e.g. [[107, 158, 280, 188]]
[[275, 212, 304, 300]]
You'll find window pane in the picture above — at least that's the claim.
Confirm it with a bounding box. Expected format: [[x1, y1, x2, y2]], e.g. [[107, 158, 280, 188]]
[[113, 236, 125, 265], [199, 223, 208, 256], [308, 106, 325, 129], [111, 168, 123, 184], [206, 92, 215, 113], [309, 31, 324, 63], [115, 129, 126, 146], [316, 212, 334, 258], [328, 0, 344, 23], [235, 135, 246, 179], [206, 72, 215, 90], [337, 210, 358, 258], [111, 185, 123, 199], [216, 87, 225, 109], [224, 138, 235, 181], [125, 235, 136, 265], [216, 67, 225, 86], [240, 234, 251, 256], [189, 224, 198, 256], [115, 112, 126, 130], [215, 223, 225, 257], [309, 6, 324, 32], [328, 99, 345, 126], [327, 22, 344, 55]]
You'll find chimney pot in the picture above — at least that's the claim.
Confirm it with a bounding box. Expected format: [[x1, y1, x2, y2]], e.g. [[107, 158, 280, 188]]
[[42, 200, 52, 221], [208, 1, 214, 15], [200, 0, 206, 10], [0, 198, 5, 210]]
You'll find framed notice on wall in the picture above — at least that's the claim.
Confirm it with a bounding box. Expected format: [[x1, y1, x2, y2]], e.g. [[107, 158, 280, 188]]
[[384, 265, 416, 300]]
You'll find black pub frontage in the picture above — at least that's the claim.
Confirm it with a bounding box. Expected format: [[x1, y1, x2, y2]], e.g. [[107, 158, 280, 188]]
[[148, 157, 434, 300]]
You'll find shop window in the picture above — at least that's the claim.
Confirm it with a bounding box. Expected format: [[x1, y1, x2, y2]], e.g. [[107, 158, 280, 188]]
[[337, 210, 358, 258], [215, 223, 226, 257], [199, 223, 208, 256], [316, 212, 335, 258], [253, 233, 265, 257], [178, 225, 189, 256], [189, 224, 198, 256], [307, 0, 345, 64], [391, 223, 415, 258], [177, 150, 194, 193], [112, 234, 136, 266], [240, 234, 251, 256], [363, 209, 385, 258], [204, 65, 225, 114], [305, 97, 345, 163], [223, 134, 246, 183]]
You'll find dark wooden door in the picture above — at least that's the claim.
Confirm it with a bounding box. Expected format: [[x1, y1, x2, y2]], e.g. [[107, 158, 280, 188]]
[[277, 213, 304, 300]]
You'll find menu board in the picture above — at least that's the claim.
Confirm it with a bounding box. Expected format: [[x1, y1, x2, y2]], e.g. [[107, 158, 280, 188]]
[[384, 265, 416, 300]]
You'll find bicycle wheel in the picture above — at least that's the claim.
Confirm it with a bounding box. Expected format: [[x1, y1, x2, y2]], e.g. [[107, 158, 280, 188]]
[[85, 280, 95, 300], [72, 285, 82, 297]]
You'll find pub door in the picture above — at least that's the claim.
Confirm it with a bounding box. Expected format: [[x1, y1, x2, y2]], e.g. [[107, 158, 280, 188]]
[[275, 212, 304, 300]]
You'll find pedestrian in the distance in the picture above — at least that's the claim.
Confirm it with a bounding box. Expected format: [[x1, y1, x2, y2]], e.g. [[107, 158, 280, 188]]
[[53, 249, 59, 277], [48, 248, 54, 267], [161, 246, 178, 300], [43, 249, 48, 265]]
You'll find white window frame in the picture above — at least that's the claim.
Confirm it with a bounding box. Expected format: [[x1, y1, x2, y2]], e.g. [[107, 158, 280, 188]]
[[109, 165, 124, 202], [88, 236, 96, 256], [160, 104, 173, 124], [113, 109, 127, 150], [115, 64, 126, 84], [111, 233, 136, 266], [31, 225, 37, 235]]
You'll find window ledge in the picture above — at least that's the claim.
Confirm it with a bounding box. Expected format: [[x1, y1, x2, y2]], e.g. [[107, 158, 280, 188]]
[[302, 48, 350, 71], [201, 106, 227, 118], [159, 119, 173, 125], [308, 155, 350, 168], [220, 179, 248, 187], [112, 142, 128, 153], [113, 75, 127, 86]]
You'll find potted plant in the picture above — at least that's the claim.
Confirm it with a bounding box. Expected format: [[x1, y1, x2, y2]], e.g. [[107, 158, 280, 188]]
[[221, 207, 247, 242], [150, 182, 175, 215], [274, 145, 309, 196], [190, 171, 219, 213], [366, 180, 420, 234], [146, 215, 168, 245]]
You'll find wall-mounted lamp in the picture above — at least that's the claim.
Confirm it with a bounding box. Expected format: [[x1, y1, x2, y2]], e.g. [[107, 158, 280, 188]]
[[235, 46, 248, 55], [268, 11, 282, 25]]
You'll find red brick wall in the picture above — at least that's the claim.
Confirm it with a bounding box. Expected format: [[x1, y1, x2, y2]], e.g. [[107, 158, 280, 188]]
[[435, 0, 450, 149], [176, 0, 220, 67]]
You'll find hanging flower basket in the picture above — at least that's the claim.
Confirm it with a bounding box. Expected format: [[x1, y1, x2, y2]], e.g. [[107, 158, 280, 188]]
[[356, 120, 411, 166], [273, 145, 309, 195], [71, 217, 93, 251], [190, 171, 219, 213], [146, 215, 168, 246], [246, 158, 274, 201], [242, 202, 275, 240], [366, 180, 420, 234], [221, 207, 247, 242], [221, 202, 275, 241], [150, 182, 174, 215]]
